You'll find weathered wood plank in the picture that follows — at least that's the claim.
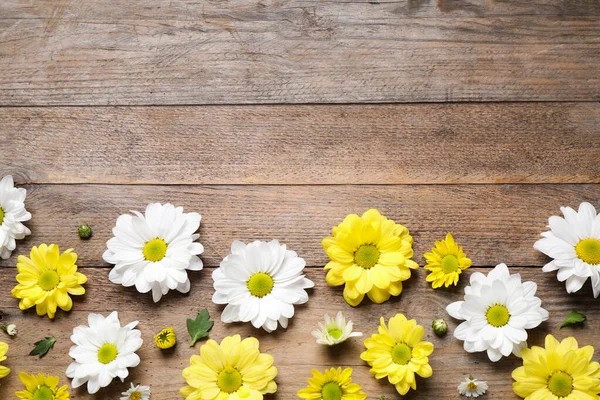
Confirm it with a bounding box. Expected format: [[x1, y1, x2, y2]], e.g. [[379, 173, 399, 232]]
[[0, 267, 596, 399], [0, 13, 598, 105], [0, 184, 597, 268], [2, 103, 599, 185]]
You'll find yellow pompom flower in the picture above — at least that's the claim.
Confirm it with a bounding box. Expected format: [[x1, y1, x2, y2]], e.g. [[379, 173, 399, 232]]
[[180, 334, 277, 400], [16, 372, 70, 400], [154, 327, 177, 349], [0, 342, 10, 384], [361, 313, 433, 395], [424, 233, 471, 288], [298, 367, 367, 400], [11, 244, 87, 319], [512, 334, 600, 399], [322, 209, 418, 306]]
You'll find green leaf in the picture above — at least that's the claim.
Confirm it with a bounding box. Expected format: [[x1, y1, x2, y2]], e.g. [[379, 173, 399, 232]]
[[29, 336, 56, 358], [187, 309, 214, 346], [560, 311, 586, 329]]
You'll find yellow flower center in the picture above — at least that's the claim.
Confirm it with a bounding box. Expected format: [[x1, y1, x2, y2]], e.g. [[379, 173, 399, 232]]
[[129, 391, 142, 400], [38, 270, 60, 291], [143, 238, 168, 262], [321, 382, 343, 400], [547, 371, 573, 397], [0, 207, 4, 225], [391, 343, 412, 365], [247, 272, 274, 297], [328, 328, 343, 339], [486, 304, 510, 327], [217, 366, 242, 394], [33, 386, 54, 400], [441, 254, 459, 273], [354, 245, 380, 269], [575, 238, 600, 265], [97, 343, 118, 364], [467, 382, 477, 390]]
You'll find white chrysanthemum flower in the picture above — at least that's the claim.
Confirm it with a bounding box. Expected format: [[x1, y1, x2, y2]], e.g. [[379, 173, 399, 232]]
[[66, 311, 143, 394], [212, 240, 314, 333], [311, 311, 362, 345], [121, 382, 151, 400], [103, 203, 204, 302], [0, 175, 31, 259], [446, 264, 549, 362], [458, 376, 488, 398], [534, 202, 600, 297]]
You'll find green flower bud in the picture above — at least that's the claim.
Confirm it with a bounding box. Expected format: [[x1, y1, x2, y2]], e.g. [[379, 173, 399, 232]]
[[432, 318, 447, 336], [78, 224, 93, 239]]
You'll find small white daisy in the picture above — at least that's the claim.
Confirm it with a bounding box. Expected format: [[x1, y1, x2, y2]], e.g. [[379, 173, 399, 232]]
[[458, 376, 488, 398], [103, 203, 204, 302], [121, 382, 151, 400], [212, 239, 314, 332], [534, 202, 600, 297], [446, 263, 549, 362], [66, 311, 143, 394], [311, 311, 362, 345], [0, 175, 31, 259]]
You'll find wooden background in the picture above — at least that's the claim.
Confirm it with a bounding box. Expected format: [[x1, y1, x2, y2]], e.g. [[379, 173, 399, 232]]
[[0, 0, 599, 398]]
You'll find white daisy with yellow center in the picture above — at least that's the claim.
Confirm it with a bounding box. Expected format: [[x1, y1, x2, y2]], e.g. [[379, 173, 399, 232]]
[[0, 175, 31, 259], [103, 203, 204, 302], [446, 264, 549, 362], [458, 376, 488, 398], [66, 311, 143, 394], [312, 311, 362, 346], [534, 202, 600, 297], [120, 383, 151, 400], [212, 240, 314, 332]]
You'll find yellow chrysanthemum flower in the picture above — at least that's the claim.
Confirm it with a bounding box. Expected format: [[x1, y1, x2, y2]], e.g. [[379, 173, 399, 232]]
[[0, 342, 10, 384], [180, 334, 277, 400], [154, 327, 177, 349], [322, 209, 418, 306], [424, 233, 471, 288], [512, 334, 600, 399], [16, 372, 70, 400], [298, 367, 367, 400], [361, 313, 433, 395], [11, 244, 87, 319]]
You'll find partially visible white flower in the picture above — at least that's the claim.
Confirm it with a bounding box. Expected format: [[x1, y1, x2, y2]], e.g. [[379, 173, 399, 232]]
[[0, 175, 31, 259], [312, 311, 362, 345], [534, 202, 600, 297], [0, 324, 17, 336], [103, 203, 204, 302], [446, 264, 549, 362], [66, 311, 143, 394], [121, 382, 151, 400], [212, 240, 314, 332], [458, 376, 488, 398]]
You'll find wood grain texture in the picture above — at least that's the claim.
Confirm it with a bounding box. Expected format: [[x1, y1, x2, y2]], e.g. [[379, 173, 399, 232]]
[[0, 267, 597, 399], [2, 103, 599, 185], [0, 184, 597, 268], [0, 7, 598, 105]]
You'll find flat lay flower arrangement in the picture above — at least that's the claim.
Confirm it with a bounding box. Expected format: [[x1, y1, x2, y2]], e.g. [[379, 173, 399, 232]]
[[0, 174, 599, 399]]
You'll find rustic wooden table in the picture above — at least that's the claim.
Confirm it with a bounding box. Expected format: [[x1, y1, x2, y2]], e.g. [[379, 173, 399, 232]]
[[1, 1, 599, 399]]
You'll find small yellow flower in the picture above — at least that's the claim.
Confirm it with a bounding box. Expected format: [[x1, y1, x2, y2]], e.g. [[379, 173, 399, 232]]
[[512, 334, 600, 399], [0, 342, 10, 384], [361, 313, 433, 395], [11, 244, 87, 319], [323, 209, 418, 306], [298, 367, 367, 400], [16, 372, 70, 400], [154, 327, 177, 349], [424, 233, 471, 288]]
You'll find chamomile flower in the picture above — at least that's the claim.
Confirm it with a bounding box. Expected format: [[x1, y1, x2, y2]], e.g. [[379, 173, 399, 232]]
[[312, 311, 362, 346], [458, 376, 488, 398], [512, 334, 600, 399], [446, 263, 549, 362], [0, 342, 10, 384], [180, 335, 277, 400], [66, 311, 143, 394], [212, 240, 314, 332], [323, 209, 418, 306], [120, 383, 151, 400], [16, 372, 70, 400], [0, 175, 31, 259], [103, 203, 204, 303], [360, 313, 433, 395], [298, 367, 367, 400], [11, 244, 87, 319], [534, 202, 600, 297], [424, 233, 471, 288]]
